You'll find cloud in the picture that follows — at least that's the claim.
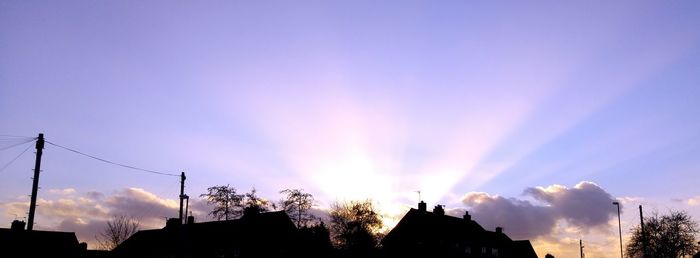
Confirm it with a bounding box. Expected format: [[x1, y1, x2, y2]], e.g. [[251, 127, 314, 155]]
[[524, 181, 616, 228], [57, 217, 107, 246], [85, 191, 105, 200], [0, 188, 210, 249], [459, 192, 556, 239], [618, 196, 644, 204], [48, 188, 77, 195], [460, 181, 616, 240], [687, 196, 700, 206], [103, 188, 179, 226]]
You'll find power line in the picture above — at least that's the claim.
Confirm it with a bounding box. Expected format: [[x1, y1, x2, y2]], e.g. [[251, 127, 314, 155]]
[[45, 140, 179, 177], [0, 137, 37, 151], [0, 134, 33, 138], [0, 141, 33, 173]]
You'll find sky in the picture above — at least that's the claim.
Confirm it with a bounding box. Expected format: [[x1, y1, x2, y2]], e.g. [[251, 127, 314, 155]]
[[2, 1, 700, 256]]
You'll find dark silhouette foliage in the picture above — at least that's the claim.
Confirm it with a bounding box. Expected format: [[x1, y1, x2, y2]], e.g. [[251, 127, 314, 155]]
[[626, 210, 699, 258], [200, 185, 243, 220], [329, 199, 383, 255], [96, 214, 140, 250], [279, 188, 317, 228], [243, 187, 274, 214], [298, 221, 334, 258]]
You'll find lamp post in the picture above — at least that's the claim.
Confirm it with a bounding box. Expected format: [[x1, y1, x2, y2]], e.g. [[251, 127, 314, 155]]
[[613, 201, 623, 258]]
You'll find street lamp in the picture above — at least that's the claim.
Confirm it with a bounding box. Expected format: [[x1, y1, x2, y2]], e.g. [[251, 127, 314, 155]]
[[613, 201, 623, 258]]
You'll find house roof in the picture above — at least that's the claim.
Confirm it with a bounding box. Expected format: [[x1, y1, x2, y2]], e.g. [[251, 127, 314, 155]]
[[382, 207, 538, 258], [512, 240, 539, 258], [114, 211, 297, 256], [382, 208, 486, 246], [0, 228, 82, 256]]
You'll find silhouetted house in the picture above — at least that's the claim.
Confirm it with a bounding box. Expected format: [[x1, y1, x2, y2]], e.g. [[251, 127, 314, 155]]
[[114, 210, 303, 258], [511, 240, 538, 258], [0, 220, 86, 257], [382, 202, 538, 258]]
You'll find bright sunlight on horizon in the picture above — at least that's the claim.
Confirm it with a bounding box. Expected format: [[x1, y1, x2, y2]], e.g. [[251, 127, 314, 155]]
[[2, 1, 700, 257]]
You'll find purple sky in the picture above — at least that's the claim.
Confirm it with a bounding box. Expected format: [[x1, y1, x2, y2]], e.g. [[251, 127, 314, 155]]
[[2, 1, 700, 256]]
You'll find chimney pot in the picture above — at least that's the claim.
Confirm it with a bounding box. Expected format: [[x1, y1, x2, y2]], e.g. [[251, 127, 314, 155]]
[[418, 201, 427, 212], [463, 211, 471, 221], [496, 227, 503, 234], [433, 205, 445, 215], [10, 220, 25, 231]]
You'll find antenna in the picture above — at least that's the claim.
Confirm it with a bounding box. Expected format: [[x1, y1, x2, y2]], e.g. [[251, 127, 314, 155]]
[[415, 190, 421, 203]]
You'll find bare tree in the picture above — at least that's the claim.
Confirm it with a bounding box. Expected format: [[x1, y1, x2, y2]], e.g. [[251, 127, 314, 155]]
[[96, 214, 140, 250], [626, 210, 699, 258], [200, 185, 243, 220], [243, 187, 273, 214], [279, 188, 316, 228], [329, 199, 383, 253]]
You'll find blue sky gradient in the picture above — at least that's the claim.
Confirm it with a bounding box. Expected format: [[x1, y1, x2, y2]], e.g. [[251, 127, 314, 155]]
[[2, 1, 700, 256]]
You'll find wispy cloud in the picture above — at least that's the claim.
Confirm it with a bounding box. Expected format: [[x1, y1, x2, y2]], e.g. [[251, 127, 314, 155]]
[[47, 188, 77, 195]]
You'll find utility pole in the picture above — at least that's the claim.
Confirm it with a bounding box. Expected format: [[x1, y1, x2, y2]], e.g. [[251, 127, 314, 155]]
[[613, 201, 623, 258], [184, 195, 189, 224], [27, 133, 44, 231], [639, 205, 647, 258], [179, 172, 186, 223], [580, 239, 584, 258]]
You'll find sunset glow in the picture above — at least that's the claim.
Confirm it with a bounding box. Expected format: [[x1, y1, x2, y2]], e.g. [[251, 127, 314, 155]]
[[2, 1, 700, 257]]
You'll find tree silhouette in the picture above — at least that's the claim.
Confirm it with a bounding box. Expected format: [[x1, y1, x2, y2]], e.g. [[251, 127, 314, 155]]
[[279, 188, 317, 228], [626, 210, 699, 258], [243, 187, 274, 214], [96, 214, 139, 250], [200, 185, 243, 220], [329, 199, 383, 254]]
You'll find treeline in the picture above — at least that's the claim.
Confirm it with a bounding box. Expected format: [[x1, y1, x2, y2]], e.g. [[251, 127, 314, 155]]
[[200, 186, 384, 256]]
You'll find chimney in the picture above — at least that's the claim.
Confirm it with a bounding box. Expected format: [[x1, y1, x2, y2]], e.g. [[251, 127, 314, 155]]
[[496, 227, 503, 234], [433, 205, 445, 215], [10, 220, 25, 231], [418, 201, 427, 212], [187, 215, 195, 224], [463, 211, 471, 221], [165, 218, 181, 229]]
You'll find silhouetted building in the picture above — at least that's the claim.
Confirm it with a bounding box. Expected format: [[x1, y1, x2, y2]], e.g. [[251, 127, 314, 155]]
[[0, 220, 86, 257], [382, 202, 538, 258], [114, 210, 315, 258]]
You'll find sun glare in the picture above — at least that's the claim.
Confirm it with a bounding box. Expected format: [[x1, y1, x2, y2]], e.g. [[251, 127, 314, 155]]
[[311, 149, 395, 203]]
